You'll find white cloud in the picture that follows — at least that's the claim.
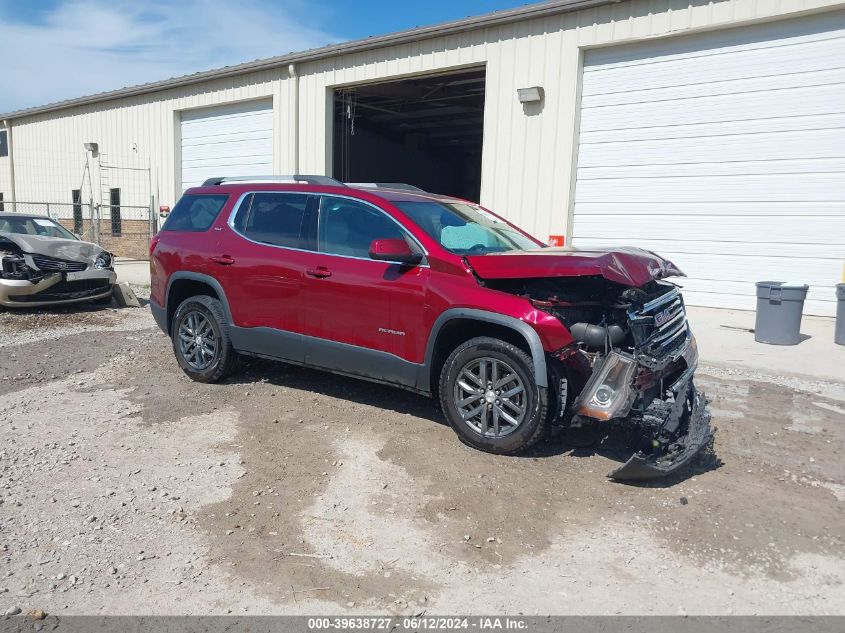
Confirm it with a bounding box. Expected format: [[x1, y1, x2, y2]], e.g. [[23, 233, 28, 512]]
[[0, 0, 340, 113]]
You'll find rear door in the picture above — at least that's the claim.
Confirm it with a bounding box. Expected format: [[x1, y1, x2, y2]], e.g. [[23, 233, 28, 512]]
[[298, 194, 430, 384], [213, 191, 316, 335], [151, 193, 230, 310]]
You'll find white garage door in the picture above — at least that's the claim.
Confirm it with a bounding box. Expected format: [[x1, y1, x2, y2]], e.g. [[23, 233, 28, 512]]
[[572, 11, 845, 316], [180, 100, 273, 192]]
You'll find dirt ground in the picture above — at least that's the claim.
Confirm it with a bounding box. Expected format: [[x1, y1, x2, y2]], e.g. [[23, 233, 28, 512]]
[[1, 291, 844, 616]]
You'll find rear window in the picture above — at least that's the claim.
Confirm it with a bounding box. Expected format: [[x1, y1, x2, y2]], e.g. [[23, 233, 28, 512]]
[[161, 194, 229, 232]]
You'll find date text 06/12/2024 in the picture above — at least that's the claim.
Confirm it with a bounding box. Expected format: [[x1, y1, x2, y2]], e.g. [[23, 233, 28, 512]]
[[307, 617, 529, 631]]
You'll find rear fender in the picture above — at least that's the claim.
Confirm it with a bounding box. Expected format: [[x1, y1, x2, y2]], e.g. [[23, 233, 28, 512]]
[[160, 272, 233, 333]]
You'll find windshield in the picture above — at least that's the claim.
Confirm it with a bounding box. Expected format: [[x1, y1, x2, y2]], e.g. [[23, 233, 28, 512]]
[[0, 216, 78, 240], [394, 200, 541, 255]]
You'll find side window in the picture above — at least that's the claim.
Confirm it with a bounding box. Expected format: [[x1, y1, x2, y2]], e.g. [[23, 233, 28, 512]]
[[72, 189, 82, 234], [318, 196, 406, 259], [242, 192, 310, 249], [162, 194, 229, 232], [109, 188, 122, 236]]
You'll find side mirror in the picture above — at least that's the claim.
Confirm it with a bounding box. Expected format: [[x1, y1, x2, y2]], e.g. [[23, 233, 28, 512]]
[[369, 238, 422, 266]]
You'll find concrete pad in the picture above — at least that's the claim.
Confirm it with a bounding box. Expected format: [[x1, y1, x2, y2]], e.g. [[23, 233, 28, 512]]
[[687, 306, 845, 382], [114, 258, 151, 286], [113, 281, 141, 308]]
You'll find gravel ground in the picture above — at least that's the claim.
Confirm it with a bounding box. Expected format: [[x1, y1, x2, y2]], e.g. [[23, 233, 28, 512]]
[[1, 292, 844, 615]]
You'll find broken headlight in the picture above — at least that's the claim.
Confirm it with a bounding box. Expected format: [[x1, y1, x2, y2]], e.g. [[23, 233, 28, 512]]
[[94, 251, 113, 269], [1, 253, 30, 279], [574, 351, 637, 421]]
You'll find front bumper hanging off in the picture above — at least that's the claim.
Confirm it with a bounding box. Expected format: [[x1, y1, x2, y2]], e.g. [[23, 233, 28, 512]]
[[608, 379, 713, 481], [568, 326, 714, 482]]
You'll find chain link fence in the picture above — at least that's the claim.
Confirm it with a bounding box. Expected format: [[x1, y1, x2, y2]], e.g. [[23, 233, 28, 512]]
[[0, 199, 156, 260]]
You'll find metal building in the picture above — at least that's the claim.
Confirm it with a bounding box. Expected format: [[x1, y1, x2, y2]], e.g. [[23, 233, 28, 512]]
[[1, 0, 843, 314]]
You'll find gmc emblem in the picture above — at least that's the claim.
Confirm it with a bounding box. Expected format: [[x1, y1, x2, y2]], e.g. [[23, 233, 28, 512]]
[[654, 307, 673, 327]]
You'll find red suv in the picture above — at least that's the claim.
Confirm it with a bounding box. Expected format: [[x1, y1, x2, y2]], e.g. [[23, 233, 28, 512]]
[[150, 176, 711, 480]]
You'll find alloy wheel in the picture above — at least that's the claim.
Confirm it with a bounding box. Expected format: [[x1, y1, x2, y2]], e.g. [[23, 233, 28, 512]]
[[177, 310, 218, 371], [453, 356, 527, 438]]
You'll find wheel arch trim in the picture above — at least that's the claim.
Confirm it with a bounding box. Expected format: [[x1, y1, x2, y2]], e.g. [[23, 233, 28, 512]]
[[164, 272, 233, 332], [421, 308, 548, 391]]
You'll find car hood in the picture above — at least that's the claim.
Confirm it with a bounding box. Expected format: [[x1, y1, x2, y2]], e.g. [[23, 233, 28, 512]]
[[465, 247, 684, 287], [0, 232, 106, 264]]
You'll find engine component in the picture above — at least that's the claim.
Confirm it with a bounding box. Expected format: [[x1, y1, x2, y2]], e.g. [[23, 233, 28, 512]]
[[569, 322, 626, 349]]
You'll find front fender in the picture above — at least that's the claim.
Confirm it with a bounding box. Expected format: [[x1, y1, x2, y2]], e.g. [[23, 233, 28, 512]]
[[419, 308, 549, 392]]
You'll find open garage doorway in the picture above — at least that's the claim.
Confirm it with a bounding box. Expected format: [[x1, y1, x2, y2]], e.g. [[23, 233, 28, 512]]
[[332, 68, 485, 201]]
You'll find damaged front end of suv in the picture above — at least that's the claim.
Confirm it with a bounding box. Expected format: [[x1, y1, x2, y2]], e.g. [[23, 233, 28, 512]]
[[0, 232, 116, 309], [473, 249, 713, 481]]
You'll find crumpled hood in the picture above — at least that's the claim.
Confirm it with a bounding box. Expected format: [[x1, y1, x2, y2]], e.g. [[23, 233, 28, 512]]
[[466, 246, 684, 287], [0, 231, 105, 264]]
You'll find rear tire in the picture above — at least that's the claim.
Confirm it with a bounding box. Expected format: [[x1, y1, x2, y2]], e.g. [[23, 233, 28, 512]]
[[439, 336, 548, 455], [171, 295, 238, 383]]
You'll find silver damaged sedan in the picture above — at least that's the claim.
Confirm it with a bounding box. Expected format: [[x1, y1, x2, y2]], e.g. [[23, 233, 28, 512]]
[[0, 212, 116, 309]]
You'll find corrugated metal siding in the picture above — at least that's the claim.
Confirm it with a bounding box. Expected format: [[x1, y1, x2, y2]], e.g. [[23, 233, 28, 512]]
[[0, 134, 12, 201], [295, 0, 845, 239], [3, 69, 285, 209], [1, 0, 844, 244], [572, 9, 845, 316]]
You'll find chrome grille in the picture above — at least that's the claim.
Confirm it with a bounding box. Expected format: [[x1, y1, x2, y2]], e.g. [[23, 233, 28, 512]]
[[627, 288, 689, 366], [30, 254, 88, 273]]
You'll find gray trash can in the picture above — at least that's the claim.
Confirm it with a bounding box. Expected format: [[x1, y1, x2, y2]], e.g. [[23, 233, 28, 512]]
[[836, 283, 845, 346], [754, 281, 809, 345]]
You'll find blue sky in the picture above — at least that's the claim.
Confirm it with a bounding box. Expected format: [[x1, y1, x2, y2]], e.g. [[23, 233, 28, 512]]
[[0, 0, 531, 114]]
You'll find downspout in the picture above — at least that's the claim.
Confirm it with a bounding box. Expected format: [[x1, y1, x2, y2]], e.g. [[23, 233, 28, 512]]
[[288, 63, 300, 173], [2, 119, 16, 211]]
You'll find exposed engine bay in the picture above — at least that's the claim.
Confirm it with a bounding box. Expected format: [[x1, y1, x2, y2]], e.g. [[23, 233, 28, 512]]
[[0, 232, 117, 309], [489, 275, 713, 481]]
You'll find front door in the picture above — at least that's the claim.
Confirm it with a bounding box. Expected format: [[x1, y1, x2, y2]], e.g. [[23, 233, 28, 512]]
[[299, 195, 429, 386]]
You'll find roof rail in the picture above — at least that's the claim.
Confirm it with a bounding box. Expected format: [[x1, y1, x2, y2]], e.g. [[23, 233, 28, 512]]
[[202, 175, 345, 187], [347, 182, 426, 192]]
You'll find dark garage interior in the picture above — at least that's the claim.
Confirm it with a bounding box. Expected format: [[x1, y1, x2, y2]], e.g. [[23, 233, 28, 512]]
[[332, 68, 485, 202]]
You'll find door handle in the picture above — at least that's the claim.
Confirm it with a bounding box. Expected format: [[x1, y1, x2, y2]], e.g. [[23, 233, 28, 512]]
[[211, 255, 235, 266], [306, 267, 332, 279]]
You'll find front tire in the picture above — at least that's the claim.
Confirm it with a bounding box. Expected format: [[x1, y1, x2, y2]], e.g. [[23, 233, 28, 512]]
[[171, 295, 238, 383], [439, 336, 549, 455]]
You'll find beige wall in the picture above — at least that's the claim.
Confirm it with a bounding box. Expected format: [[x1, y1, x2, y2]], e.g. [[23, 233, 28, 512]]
[[2, 0, 843, 241], [0, 128, 13, 206], [0, 68, 288, 214]]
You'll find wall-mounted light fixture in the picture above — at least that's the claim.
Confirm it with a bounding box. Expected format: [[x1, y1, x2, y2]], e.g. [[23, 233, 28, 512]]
[[83, 142, 98, 157], [517, 86, 544, 104]]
